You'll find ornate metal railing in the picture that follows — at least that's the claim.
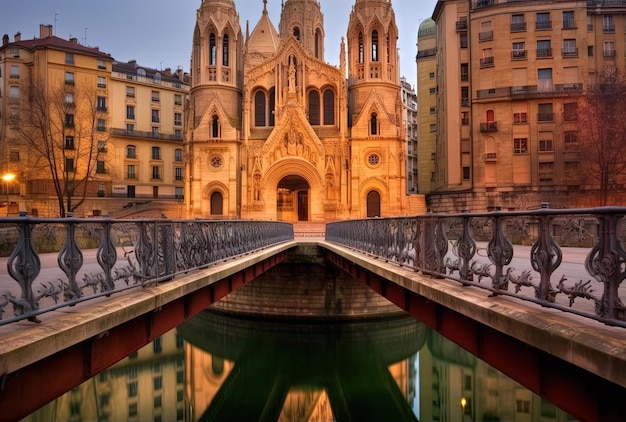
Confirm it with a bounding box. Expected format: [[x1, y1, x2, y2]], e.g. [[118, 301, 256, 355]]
[[0, 214, 293, 325], [326, 207, 626, 328]]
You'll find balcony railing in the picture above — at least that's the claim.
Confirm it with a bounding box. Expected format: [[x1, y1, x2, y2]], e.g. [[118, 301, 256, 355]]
[[110, 128, 183, 142], [510, 22, 526, 32], [326, 206, 626, 327], [0, 216, 294, 326], [476, 83, 583, 100], [479, 30, 494, 41], [480, 56, 494, 68], [456, 20, 468, 31], [480, 121, 498, 132], [417, 48, 437, 59]]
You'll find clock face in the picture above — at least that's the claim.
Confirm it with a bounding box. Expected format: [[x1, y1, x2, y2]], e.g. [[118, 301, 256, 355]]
[[210, 155, 223, 170]]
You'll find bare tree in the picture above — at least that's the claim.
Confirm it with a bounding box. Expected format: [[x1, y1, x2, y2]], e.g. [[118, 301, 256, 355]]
[[575, 68, 626, 206], [10, 76, 110, 217]]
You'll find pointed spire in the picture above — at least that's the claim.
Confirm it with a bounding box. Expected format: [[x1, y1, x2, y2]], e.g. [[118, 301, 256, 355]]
[[263, 0, 268, 13]]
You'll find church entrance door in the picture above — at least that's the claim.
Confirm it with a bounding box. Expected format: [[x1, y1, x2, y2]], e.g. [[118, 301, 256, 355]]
[[277, 175, 310, 222]]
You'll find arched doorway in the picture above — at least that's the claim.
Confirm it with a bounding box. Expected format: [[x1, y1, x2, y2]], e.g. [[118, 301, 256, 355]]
[[210, 191, 223, 216], [366, 190, 381, 218], [277, 175, 310, 222]]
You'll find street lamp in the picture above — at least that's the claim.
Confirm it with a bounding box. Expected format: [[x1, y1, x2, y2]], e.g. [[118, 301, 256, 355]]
[[2, 173, 15, 216]]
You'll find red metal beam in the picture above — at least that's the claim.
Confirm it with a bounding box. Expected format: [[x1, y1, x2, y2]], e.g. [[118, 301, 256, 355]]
[[324, 249, 625, 422], [0, 253, 286, 422]]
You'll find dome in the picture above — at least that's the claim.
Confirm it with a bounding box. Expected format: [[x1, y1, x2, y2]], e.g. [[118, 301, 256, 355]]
[[418, 18, 436, 37]]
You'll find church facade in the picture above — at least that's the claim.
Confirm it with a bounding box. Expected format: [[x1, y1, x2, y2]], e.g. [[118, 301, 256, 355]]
[[186, 0, 423, 222]]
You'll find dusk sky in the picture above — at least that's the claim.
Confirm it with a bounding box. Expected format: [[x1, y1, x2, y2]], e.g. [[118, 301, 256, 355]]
[[0, 0, 438, 88]]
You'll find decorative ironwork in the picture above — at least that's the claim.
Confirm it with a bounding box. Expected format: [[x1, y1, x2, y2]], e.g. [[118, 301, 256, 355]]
[[0, 215, 293, 325], [326, 207, 626, 327]]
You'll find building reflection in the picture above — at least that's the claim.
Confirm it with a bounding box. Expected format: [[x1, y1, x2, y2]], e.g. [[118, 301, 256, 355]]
[[22, 310, 577, 422]]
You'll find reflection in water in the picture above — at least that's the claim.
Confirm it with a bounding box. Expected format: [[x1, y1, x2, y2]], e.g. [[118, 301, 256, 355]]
[[22, 311, 577, 422]]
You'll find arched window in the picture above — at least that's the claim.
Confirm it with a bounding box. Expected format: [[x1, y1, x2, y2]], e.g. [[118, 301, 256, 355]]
[[126, 145, 136, 159], [209, 33, 216, 65], [387, 33, 391, 63], [370, 113, 378, 135], [254, 91, 266, 127], [367, 190, 381, 218], [223, 34, 229, 66], [315, 29, 321, 59], [308, 91, 320, 125], [137, 68, 146, 77], [268, 88, 276, 127], [486, 109, 495, 122], [372, 30, 379, 62], [293, 27, 300, 41], [358, 32, 364, 64], [323, 89, 335, 125], [154, 72, 161, 82], [211, 115, 220, 138], [210, 191, 223, 215]]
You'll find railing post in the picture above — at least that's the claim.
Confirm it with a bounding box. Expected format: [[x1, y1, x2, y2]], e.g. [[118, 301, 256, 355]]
[[96, 218, 117, 292], [6, 212, 41, 320], [487, 214, 514, 291], [58, 216, 84, 299], [530, 214, 562, 302], [457, 213, 477, 282], [585, 213, 626, 320]]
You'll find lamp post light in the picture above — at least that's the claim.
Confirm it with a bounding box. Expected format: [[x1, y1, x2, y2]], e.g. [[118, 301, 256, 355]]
[[2, 173, 15, 216]]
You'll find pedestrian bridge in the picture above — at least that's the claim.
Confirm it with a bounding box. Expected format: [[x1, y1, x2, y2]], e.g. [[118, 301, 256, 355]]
[[0, 209, 625, 421]]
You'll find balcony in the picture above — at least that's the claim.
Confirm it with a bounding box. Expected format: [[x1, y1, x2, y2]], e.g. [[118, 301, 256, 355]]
[[512, 50, 527, 60], [536, 21, 552, 30], [538, 113, 555, 122], [456, 20, 468, 31], [537, 48, 553, 58], [111, 128, 183, 142], [472, 0, 494, 9], [480, 56, 494, 68], [563, 48, 579, 58], [480, 122, 498, 132], [510, 22, 526, 32], [417, 48, 437, 59], [479, 30, 493, 42]]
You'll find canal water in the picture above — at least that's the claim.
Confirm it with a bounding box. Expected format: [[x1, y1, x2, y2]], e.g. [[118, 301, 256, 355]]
[[20, 309, 578, 422]]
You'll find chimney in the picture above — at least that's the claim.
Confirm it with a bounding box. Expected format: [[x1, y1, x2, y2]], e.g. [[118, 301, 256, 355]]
[[164, 67, 171, 75], [14, 32, 21, 42], [2, 34, 8, 47], [40, 24, 53, 38], [69, 37, 78, 44]]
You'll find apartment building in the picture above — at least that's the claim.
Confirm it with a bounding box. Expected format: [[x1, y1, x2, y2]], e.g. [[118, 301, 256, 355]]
[[401, 76, 419, 194], [0, 25, 189, 217], [420, 0, 626, 212]]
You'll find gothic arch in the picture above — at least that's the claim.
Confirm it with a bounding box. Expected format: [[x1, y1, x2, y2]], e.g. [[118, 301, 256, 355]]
[[359, 177, 388, 218], [202, 181, 228, 199]]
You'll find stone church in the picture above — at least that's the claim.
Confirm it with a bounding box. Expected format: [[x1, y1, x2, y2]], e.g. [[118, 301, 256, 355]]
[[186, 0, 421, 221]]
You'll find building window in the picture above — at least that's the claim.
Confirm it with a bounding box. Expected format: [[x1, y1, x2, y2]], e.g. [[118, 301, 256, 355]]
[[429, 124, 436, 132], [126, 105, 135, 120], [461, 111, 469, 125], [372, 30, 379, 62], [154, 376, 163, 390], [98, 141, 106, 152], [152, 109, 160, 123], [175, 187, 183, 199], [152, 127, 160, 138], [511, 14, 526, 32], [536, 12, 551, 30], [97, 119, 106, 131], [254, 91, 266, 126], [480, 48, 494, 67], [65, 72, 75, 85], [463, 167, 471, 180], [514, 138, 528, 155], [370, 113, 378, 135], [127, 145, 137, 159], [97, 96, 107, 111], [309, 91, 320, 125], [154, 396, 162, 408], [65, 136, 75, 150], [563, 39, 577, 57], [223, 34, 229, 66], [65, 114, 75, 127], [512, 42, 526, 59], [460, 63, 469, 81], [358, 32, 364, 63], [564, 103, 577, 121], [513, 112, 528, 123], [539, 162, 554, 182], [175, 94, 182, 105], [65, 53, 74, 65], [65, 158, 75, 172], [429, 87, 436, 94], [175, 129, 182, 140], [126, 123, 135, 134], [588, 45, 594, 57], [151, 91, 160, 102], [429, 72, 435, 79], [128, 382, 138, 398], [97, 76, 106, 88], [538, 103, 554, 122], [323, 89, 335, 125], [603, 41, 616, 58], [211, 115, 220, 138], [96, 160, 106, 173], [460, 33, 468, 48], [97, 59, 106, 70], [127, 165, 136, 179], [537, 40, 552, 58], [564, 131, 578, 149], [126, 86, 135, 98], [175, 167, 183, 181], [152, 146, 162, 160], [10, 66, 19, 78], [209, 33, 217, 65], [152, 166, 161, 180], [603, 14, 615, 33], [539, 133, 554, 151], [9, 86, 19, 98], [293, 26, 300, 41], [563, 11, 575, 29], [174, 113, 182, 126]]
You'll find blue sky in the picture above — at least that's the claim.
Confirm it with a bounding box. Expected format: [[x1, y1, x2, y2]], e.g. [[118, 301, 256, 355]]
[[0, 0, 437, 89]]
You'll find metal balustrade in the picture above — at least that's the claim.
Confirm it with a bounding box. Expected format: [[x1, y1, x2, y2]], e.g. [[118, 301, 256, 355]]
[[326, 207, 626, 328], [0, 214, 293, 326]]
